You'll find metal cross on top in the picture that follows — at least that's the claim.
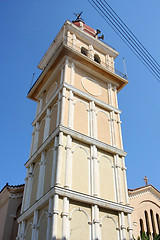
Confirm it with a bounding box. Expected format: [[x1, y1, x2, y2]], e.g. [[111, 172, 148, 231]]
[[143, 176, 149, 186]]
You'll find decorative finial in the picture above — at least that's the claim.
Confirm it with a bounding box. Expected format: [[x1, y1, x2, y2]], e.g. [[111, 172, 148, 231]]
[[143, 176, 149, 186], [73, 12, 84, 22]]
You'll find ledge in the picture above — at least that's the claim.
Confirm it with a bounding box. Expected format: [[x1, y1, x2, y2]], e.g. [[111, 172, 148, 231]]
[[18, 186, 133, 223]]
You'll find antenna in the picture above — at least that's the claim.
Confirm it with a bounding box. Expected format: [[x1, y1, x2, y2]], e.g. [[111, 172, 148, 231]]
[[123, 58, 128, 79], [30, 73, 35, 89]]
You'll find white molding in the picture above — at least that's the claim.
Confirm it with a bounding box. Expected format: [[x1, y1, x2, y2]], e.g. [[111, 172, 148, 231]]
[[129, 188, 160, 202], [32, 83, 63, 126], [36, 151, 46, 200], [26, 124, 127, 169], [62, 197, 69, 239], [100, 214, 118, 228], [60, 125, 127, 157], [18, 186, 133, 223], [93, 205, 100, 239], [122, 157, 129, 205], [55, 132, 63, 185], [51, 137, 58, 188], [69, 207, 91, 223], [120, 212, 126, 240], [32, 122, 39, 154], [43, 108, 51, 142], [81, 77, 101, 97], [25, 126, 60, 168], [50, 194, 59, 239], [68, 90, 74, 128], [70, 62, 75, 85], [127, 213, 133, 239], [64, 82, 121, 114], [60, 87, 66, 125], [46, 198, 53, 240], [64, 135, 72, 189]]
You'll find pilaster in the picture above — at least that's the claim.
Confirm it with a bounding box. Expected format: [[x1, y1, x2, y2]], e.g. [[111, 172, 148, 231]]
[[56, 92, 61, 127], [62, 197, 69, 239], [117, 114, 123, 150], [91, 101, 97, 138], [72, 34, 76, 48], [60, 87, 66, 126], [110, 111, 117, 147], [93, 205, 100, 240], [122, 157, 129, 205], [120, 212, 126, 240], [29, 128, 35, 158], [24, 164, 33, 210], [65, 135, 72, 189], [88, 45, 94, 59], [46, 198, 53, 240], [55, 132, 63, 186], [127, 213, 133, 240], [114, 154, 122, 204], [70, 62, 75, 85], [43, 108, 51, 141], [68, 90, 74, 128], [19, 220, 25, 240], [51, 136, 58, 187], [51, 194, 59, 239], [31, 210, 39, 240], [36, 151, 46, 199], [92, 145, 99, 197], [32, 122, 39, 153]]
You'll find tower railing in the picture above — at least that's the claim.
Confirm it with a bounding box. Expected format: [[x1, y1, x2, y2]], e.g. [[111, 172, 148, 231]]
[[64, 36, 128, 80], [29, 37, 127, 93]]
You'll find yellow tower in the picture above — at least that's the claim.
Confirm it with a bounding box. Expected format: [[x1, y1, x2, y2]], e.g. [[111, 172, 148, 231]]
[[17, 19, 133, 240]]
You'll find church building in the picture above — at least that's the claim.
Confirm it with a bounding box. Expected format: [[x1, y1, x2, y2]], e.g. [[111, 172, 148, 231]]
[[17, 18, 133, 240], [129, 182, 160, 239]]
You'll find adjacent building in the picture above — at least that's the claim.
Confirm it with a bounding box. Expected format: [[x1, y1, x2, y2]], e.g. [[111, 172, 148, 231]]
[[0, 183, 24, 240], [129, 184, 160, 239]]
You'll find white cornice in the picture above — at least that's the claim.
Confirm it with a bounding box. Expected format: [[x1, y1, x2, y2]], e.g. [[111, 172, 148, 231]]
[[26, 124, 127, 167], [18, 186, 133, 223], [59, 125, 127, 157], [31, 69, 122, 125], [64, 82, 121, 114], [128, 185, 160, 202]]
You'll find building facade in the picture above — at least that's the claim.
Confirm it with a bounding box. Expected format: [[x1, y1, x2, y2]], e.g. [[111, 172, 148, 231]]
[[129, 185, 160, 239], [0, 183, 24, 240], [17, 20, 133, 240]]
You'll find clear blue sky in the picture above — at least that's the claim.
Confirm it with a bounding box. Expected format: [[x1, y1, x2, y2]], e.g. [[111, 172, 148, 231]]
[[0, 0, 160, 191]]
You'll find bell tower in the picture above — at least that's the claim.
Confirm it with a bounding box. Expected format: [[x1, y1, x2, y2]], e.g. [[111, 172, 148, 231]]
[[17, 19, 133, 240]]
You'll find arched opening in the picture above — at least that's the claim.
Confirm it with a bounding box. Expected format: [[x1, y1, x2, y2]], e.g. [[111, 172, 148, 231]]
[[81, 47, 88, 56], [94, 54, 101, 64], [150, 209, 156, 237], [156, 214, 160, 235], [140, 218, 144, 238], [10, 204, 22, 240], [144, 210, 150, 236]]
